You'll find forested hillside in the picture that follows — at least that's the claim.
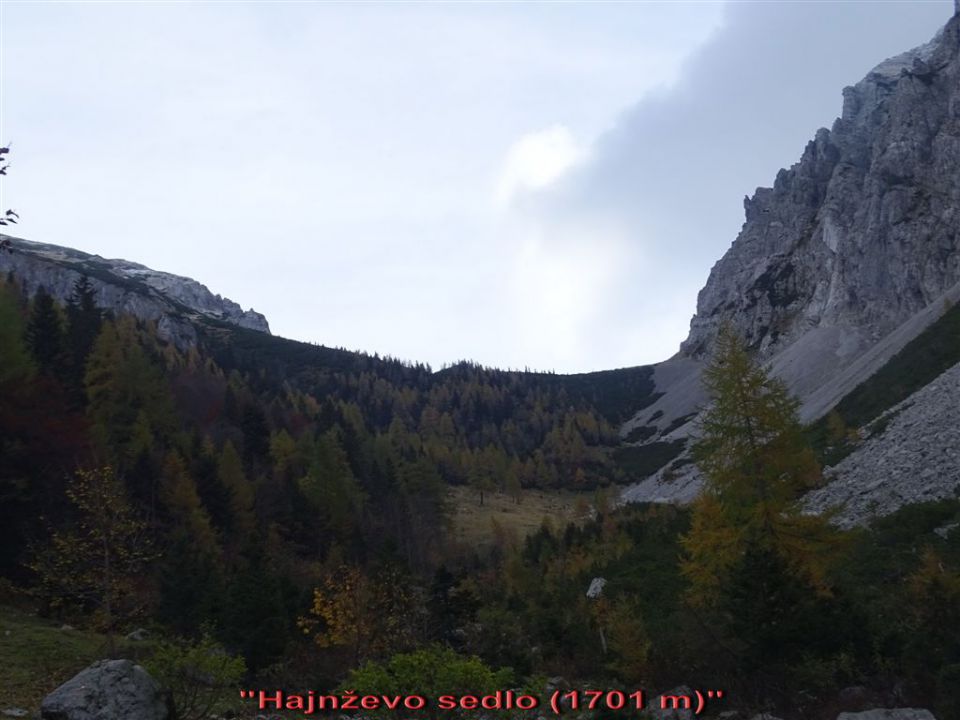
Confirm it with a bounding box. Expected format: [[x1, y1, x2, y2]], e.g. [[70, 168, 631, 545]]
[[3, 273, 960, 720], [0, 273, 653, 669]]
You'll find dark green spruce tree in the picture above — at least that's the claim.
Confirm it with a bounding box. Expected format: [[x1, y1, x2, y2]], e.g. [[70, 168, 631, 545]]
[[25, 286, 65, 377], [65, 275, 102, 400]]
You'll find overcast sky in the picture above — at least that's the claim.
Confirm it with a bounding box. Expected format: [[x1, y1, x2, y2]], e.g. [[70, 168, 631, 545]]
[[1, 1, 953, 372]]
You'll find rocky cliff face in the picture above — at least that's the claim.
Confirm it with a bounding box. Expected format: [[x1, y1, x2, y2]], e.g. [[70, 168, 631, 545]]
[[683, 11, 960, 375], [0, 236, 270, 348], [619, 9, 960, 513]]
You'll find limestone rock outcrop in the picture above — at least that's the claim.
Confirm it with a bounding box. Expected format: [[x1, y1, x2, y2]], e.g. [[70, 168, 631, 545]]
[[0, 236, 269, 349], [40, 659, 172, 720], [682, 15, 960, 373], [835, 710, 937, 720], [620, 9, 960, 513]]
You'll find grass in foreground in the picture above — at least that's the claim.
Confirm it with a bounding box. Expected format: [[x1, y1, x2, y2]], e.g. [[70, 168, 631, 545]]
[[0, 603, 148, 711]]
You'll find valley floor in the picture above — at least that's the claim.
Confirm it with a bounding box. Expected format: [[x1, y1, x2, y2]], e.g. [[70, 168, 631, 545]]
[[447, 485, 593, 550]]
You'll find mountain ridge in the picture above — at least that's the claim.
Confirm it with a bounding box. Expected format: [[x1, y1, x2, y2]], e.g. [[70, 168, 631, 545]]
[[2, 8, 958, 526], [619, 8, 960, 513], [0, 235, 270, 347]]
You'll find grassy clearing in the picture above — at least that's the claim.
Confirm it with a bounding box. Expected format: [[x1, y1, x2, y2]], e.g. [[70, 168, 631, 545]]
[[613, 440, 686, 479], [447, 485, 594, 550], [0, 603, 149, 711]]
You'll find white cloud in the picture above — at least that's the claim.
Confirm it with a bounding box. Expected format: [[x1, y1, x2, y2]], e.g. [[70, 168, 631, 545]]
[[512, 224, 622, 365], [6, 1, 723, 372], [494, 125, 586, 209]]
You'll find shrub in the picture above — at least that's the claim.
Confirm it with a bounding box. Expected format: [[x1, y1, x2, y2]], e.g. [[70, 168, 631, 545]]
[[341, 645, 514, 718], [145, 633, 246, 720]]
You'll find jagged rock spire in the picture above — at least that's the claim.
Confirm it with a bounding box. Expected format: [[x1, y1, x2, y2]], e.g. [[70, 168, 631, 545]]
[[681, 14, 960, 371]]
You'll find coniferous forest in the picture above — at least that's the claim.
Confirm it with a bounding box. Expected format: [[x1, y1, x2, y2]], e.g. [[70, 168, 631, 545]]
[[2, 273, 959, 720], [7, 1, 960, 717]]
